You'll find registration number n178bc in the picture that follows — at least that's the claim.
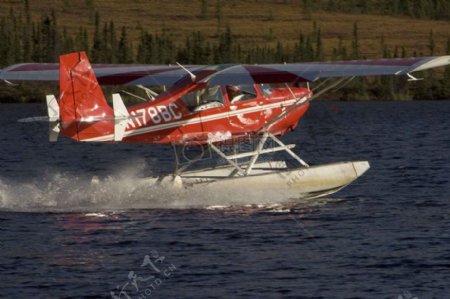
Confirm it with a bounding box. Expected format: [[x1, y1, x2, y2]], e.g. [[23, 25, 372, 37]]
[[127, 103, 182, 128]]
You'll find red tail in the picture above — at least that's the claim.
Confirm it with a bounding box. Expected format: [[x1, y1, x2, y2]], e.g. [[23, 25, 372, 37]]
[[59, 52, 114, 141]]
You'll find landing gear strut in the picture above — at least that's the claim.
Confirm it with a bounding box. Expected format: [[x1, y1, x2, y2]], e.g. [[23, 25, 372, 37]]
[[172, 132, 309, 177]]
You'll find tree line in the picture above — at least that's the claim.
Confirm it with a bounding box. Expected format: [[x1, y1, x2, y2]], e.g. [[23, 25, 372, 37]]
[[302, 0, 450, 20], [0, 1, 449, 102]]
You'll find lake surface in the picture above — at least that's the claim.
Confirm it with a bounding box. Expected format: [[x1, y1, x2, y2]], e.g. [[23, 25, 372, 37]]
[[1, 101, 449, 298]]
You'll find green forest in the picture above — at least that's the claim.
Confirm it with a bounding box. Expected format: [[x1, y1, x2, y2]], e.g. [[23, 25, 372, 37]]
[[312, 0, 449, 19], [0, 0, 449, 102]]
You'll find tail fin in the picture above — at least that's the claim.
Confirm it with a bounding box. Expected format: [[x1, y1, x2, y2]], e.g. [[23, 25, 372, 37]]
[[59, 51, 113, 122], [58, 52, 114, 141]]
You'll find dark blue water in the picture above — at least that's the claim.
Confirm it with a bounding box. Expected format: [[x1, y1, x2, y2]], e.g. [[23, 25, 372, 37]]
[[1, 101, 449, 298]]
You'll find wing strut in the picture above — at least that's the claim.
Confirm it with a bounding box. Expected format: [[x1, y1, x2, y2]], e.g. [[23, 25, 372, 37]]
[[3, 79, 18, 86], [172, 132, 309, 177], [176, 62, 196, 81], [406, 73, 424, 81]]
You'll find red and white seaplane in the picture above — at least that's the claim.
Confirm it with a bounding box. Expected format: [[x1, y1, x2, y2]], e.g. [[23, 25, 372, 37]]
[[1, 52, 449, 198]]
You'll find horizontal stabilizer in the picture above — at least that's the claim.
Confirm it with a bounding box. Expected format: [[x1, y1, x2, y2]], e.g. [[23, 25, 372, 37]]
[[18, 116, 50, 123], [46, 94, 60, 142], [46, 94, 60, 121], [112, 93, 129, 141], [17, 95, 60, 142]]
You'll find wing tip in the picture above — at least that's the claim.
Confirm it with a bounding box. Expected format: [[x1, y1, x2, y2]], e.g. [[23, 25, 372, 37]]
[[405, 55, 450, 74]]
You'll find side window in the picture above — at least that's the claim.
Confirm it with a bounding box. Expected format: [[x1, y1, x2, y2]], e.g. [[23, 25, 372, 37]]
[[226, 85, 257, 104], [181, 90, 199, 111], [260, 84, 273, 96], [200, 85, 223, 105], [181, 86, 224, 112]]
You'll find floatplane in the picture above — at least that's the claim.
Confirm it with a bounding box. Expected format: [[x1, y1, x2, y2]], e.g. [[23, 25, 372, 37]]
[[1, 52, 449, 198]]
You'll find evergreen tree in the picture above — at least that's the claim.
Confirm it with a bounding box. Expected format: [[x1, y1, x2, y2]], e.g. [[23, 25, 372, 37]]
[[74, 27, 89, 52], [136, 30, 151, 63], [0, 17, 13, 66], [22, 0, 32, 61], [7, 8, 22, 64], [49, 10, 60, 61], [215, 27, 234, 63], [428, 29, 435, 55], [117, 26, 133, 63], [61, 27, 74, 54], [315, 27, 323, 60], [351, 22, 359, 59], [187, 31, 211, 64], [35, 12, 59, 62], [0, 0, 449, 101], [91, 11, 105, 62], [109, 21, 117, 63]]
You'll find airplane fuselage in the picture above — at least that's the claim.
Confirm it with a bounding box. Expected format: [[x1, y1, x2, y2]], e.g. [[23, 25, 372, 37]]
[[62, 83, 311, 145]]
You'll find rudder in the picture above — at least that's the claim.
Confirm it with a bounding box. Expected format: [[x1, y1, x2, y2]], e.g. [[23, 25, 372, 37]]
[[59, 52, 114, 141]]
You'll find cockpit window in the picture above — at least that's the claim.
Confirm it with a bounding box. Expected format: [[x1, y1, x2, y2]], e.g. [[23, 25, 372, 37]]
[[226, 84, 257, 104], [260, 84, 273, 96], [181, 85, 224, 111]]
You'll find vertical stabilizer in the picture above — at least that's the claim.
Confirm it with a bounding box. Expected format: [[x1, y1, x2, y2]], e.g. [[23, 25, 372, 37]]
[[58, 52, 114, 141]]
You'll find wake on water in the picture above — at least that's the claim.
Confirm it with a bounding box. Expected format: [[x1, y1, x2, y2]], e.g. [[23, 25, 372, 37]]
[[0, 162, 343, 213]]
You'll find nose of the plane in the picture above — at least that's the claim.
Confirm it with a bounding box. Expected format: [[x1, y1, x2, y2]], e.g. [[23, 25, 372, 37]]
[[352, 161, 370, 177]]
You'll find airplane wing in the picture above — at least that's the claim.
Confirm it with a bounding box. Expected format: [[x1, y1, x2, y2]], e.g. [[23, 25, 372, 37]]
[[203, 56, 450, 85], [1, 56, 449, 86], [0, 63, 204, 86]]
